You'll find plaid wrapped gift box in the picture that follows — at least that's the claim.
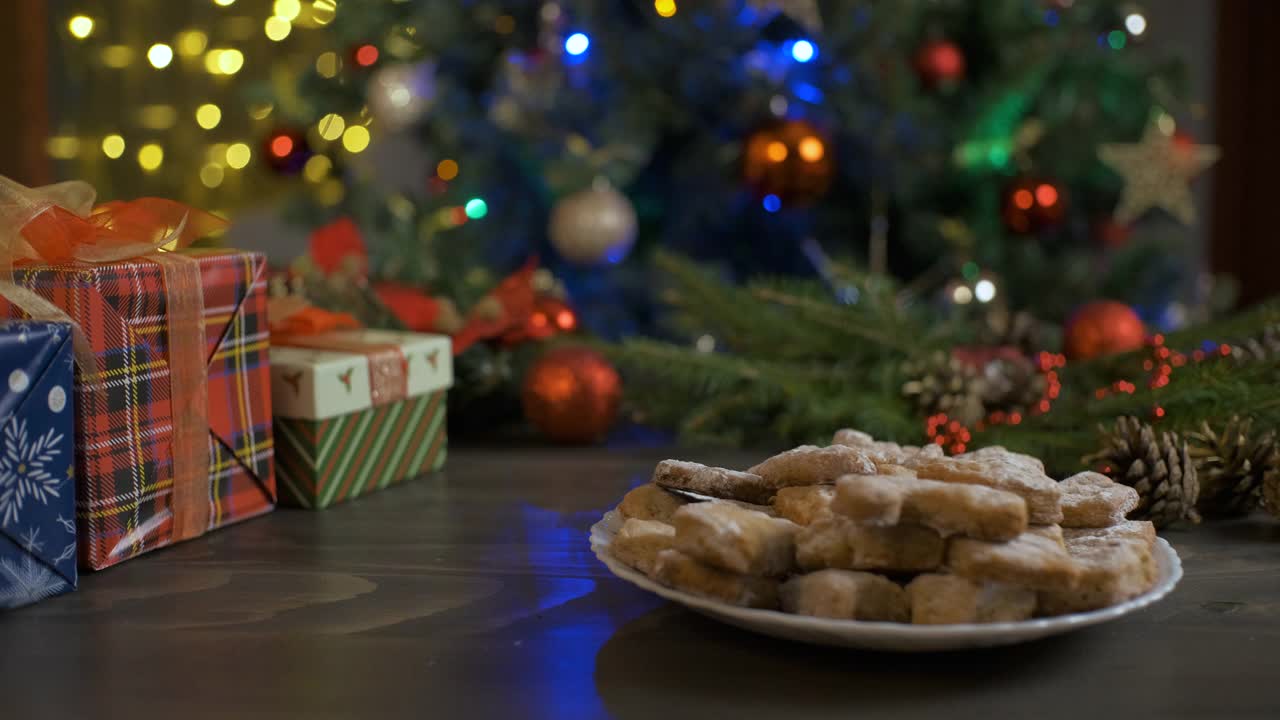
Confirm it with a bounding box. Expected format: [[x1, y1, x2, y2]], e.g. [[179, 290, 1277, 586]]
[[0, 249, 275, 570], [0, 320, 77, 609], [271, 329, 450, 509]]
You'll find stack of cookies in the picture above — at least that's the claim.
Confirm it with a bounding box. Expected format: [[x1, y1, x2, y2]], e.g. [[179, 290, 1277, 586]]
[[608, 430, 1160, 624]]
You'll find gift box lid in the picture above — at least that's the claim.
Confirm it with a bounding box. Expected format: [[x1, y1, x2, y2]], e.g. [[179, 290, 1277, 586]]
[[269, 330, 452, 420], [0, 319, 78, 601]]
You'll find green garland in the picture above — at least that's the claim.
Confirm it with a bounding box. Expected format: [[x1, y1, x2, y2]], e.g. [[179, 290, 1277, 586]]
[[610, 252, 1280, 475]]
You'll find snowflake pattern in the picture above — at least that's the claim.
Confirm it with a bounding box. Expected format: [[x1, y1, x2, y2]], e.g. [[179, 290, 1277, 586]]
[[0, 555, 70, 607], [0, 418, 64, 528]]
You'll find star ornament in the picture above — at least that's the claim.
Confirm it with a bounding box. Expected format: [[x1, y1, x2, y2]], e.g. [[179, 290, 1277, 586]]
[[1099, 123, 1220, 226]]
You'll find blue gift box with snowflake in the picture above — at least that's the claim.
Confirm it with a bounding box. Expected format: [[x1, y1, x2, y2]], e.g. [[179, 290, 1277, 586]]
[[0, 320, 76, 610]]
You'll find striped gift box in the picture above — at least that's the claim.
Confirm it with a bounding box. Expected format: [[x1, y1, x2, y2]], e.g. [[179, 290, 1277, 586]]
[[270, 330, 451, 509]]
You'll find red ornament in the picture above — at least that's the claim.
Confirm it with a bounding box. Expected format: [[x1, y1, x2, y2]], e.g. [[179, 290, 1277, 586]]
[[915, 40, 966, 87], [261, 127, 310, 174], [309, 217, 369, 276], [1002, 176, 1066, 234], [1063, 300, 1146, 360], [522, 346, 622, 444]]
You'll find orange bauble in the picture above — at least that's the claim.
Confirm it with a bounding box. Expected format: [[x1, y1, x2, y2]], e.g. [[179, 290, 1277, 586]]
[[1064, 301, 1146, 360], [522, 346, 622, 443], [742, 119, 833, 205]]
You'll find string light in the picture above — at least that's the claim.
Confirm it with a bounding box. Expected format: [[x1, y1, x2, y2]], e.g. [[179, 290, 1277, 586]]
[[270, 135, 295, 158], [200, 163, 225, 188], [494, 15, 516, 34], [951, 284, 974, 304], [225, 142, 252, 169], [564, 32, 590, 56], [196, 104, 222, 129], [137, 143, 164, 171], [436, 158, 459, 180], [790, 40, 816, 63], [315, 51, 340, 78], [798, 136, 824, 162], [147, 43, 174, 69], [762, 194, 782, 212], [1125, 13, 1147, 36], [213, 0, 236, 5], [317, 113, 345, 140], [273, 0, 301, 21], [303, 155, 331, 183], [101, 134, 126, 159], [654, 0, 677, 17], [341, 125, 371, 153], [464, 198, 488, 219], [265, 16, 292, 41], [765, 141, 788, 162], [206, 49, 245, 75], [317, 178, 345, 206], [1106, 30, 1127, 50], [354, 44, 379, 67], [974, 278, 997, 303], [68, 15, 94, 39], [312, 0, 338, 25], [177, 30, 208, 56]]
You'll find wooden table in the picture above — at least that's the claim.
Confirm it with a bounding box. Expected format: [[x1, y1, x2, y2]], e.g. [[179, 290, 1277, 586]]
[[2, 447, 1278, 719]]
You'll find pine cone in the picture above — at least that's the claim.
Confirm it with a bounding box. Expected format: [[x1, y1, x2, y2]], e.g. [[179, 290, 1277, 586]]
[[1229, 323, 1280, 363], [901, 350, 986, 426], [1263, 471, 1280, 519], [1187, 416, 1275, 516], [1084, 416, 1201, 529], [980, 355, 1047, 415]]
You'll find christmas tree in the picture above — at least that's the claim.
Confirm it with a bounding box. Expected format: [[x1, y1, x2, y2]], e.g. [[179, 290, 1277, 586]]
[[261, 0, 1213, 334]]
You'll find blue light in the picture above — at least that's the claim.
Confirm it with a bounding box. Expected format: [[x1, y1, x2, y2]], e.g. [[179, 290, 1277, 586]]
[[793, 82, 823, 103], [791, 40, 816, 63], [1044, 9, 1060, 26], [763, 194, 782, 212], [564, 32, 590, 56]]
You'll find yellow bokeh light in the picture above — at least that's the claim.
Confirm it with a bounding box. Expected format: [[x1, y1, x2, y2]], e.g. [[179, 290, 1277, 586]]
[[101, 45, 134, 68], [317, 178, 346, 206], [196, 104, 222, 129], [68, 15, 94, 39], [317, 113, 345, 141], [303, 154, 332, 183], [341, 125, 370, 153], [494, 15, 515, 34], [798, 136, 825, 162], [138, 143, 164, 172], [274, 0, 302, 21], [213, 0, 236, 6], [265, 16, 292, 41], [315, 51, 340, 78], [436, 159, 459, 180], [101, 134, 126, 159], [218, 49, 244, 74], [177, 30, 209, 56], [249, 103, 274, 120], [45, 136, 80, 160], [765, 141, 788, 163], [200, 163, 225, 188], [225, 142, 252, 169], [654, 0, 677, 18], [147, 43, 174, 69], [311, 0, 338, 26]]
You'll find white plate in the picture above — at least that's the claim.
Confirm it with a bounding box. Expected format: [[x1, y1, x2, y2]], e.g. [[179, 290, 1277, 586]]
[[590, 510, 1182, 651]]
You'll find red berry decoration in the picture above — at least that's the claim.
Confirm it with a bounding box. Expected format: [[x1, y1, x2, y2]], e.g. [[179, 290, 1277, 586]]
[[915, 39, 966, 87], [522, 346, 622, 444], [1002, 176, 1066, 234], [1064, 301, 1146, 360], [262, 127, 310, 175]]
